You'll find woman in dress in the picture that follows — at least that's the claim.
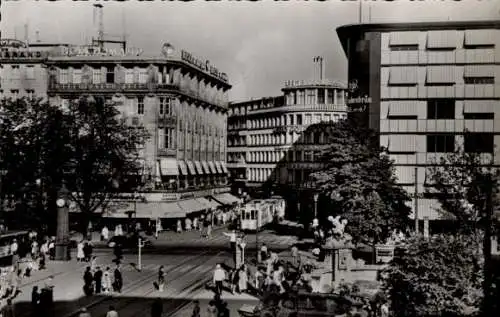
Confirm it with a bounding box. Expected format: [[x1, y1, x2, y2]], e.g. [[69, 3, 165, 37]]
[[77, 240, 85, 262], [102, 267, 112, 293], [238, 265, 248, 293]]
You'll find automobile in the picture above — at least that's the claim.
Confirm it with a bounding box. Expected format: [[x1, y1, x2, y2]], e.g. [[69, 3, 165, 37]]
[[107, 234, 153, 249]]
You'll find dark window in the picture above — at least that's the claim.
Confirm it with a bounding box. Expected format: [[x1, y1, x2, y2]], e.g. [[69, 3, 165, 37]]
[[425, 82, 455, 87], [137, 97, 144, 115], [387, 115, 418, 120], [463, 113, 494, 120], [390, 45, 418, 51], [317, 89, 325, 104], [427, 134, 455, 153], [464, 44, 494, 49], [106, 67, 115, 84], [464, 133, 494, 153], [426, 47, 455, 51], [296, 114, 302, 125], [464, 77, 494, 84], [427, 99, 455, 119]]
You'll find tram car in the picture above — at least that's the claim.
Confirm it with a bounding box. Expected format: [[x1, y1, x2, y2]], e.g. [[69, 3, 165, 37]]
[[240, 198, 286, 232]]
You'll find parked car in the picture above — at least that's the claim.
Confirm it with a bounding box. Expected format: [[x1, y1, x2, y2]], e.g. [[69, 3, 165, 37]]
[[107, 234, 153, 249]]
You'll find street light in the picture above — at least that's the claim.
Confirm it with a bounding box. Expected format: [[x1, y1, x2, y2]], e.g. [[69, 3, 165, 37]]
[[55, 183, 70, 261], [137, 237, 145, 271]]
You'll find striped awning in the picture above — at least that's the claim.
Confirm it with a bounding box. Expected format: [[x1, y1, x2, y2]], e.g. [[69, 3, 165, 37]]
[[201, 161, 211, 174], [159, 158, 178, 176], [178, 199, 207, 214], [134, 202, 186, 219], [213, 193, 241, 205], [178, 161, 188, 176], [220, 162, 229, 174], [194, 161, 204, 175], [214, 161, 223, 174], [208, 161, 217, 174], [186, 161, 197, 175]]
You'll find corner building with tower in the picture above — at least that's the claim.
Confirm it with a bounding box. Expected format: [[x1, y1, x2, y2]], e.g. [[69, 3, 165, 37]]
[[337, 20, 500, 233], [227, 58, 347, 220], [1, 40, 240, 223]]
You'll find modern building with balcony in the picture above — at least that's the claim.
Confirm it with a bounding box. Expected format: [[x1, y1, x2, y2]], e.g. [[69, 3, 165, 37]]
[[227, 58, 347, 217], [336, 20, 500, 232]]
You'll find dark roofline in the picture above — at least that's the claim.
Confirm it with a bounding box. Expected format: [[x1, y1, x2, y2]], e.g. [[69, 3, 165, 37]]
[[229, 95, 284, 106], [336, 20, 500, 55], [28, 43, 72, 47]]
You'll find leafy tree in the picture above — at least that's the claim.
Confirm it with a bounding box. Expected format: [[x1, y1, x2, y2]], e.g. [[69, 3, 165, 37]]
[[0, 96, 148, 234], [427, 147, 500, 315], [310, 120, 411, 247], [382, 234, 483, 317]]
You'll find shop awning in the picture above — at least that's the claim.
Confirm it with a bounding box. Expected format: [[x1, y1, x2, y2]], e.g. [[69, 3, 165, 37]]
[[220, 162, 229, 174], [134, 202, 186, 219], [186, 161, 197, 175], [194, 161, 204, 175], [208, 161, 217, 174], [201, 161, 211, 174], [178, 198, 207, 214], [178, 161, 188, 176], [159, 158, 179, 176], [90, 202, 135, 218], [213, 193, 241, 205], [197, 197, 221, 209], [214, 161, 223, 174]]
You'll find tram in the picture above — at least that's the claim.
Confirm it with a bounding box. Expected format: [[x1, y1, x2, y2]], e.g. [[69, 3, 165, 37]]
[[240, 198, 286, 232]]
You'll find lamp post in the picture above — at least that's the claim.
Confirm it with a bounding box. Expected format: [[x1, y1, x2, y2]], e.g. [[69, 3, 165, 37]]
[[55, 183, 70, 261], [138, 237, 145, 271], [313, 193, 319, 219]]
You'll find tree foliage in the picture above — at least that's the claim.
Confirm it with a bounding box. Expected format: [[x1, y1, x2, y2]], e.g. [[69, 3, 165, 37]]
[[0, 96, 148, 232], [382, 234, 483, 317], [310, 119, 411, 245]]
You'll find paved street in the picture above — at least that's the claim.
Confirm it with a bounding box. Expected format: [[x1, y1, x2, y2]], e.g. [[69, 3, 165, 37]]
[[13, 251, 240, 317], [89, 228, 299, 252]]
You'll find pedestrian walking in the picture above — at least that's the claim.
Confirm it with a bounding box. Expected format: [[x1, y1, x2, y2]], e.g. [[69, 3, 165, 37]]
[[31, 286, 40, 314], [207, 300, 218, 317], [113, 244, 123, 264], [90, 256, 97, 272], [230, 268, 239, 294], [83, 267, 94, 296], [212, 264, 225, 296], [105, 305, 119, 317], [102, 267, 112, 293], [157, 265, 165, 292], [78, 307, 92, 317], [2, 298, 15, 317], [101, 226, 109, 241], [223, 230, 237, 266], [31, 240, 38, 259], [238, 265, 248, 293], [113, 266, 123, 293], [10, 239, 18, 256], [94, 267, 103, 294], [77, 241, 85, 262], [191, 300, 201, 317], [176, 219, 182, 233], [150, 298, 163, 317], [207, 222, 212, 238], [48, 238, 55, 260]]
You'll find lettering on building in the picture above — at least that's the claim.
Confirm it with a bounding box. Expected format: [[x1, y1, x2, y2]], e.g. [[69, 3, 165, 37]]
[[346, 79, 371, 112], [0, 50, 44, 59], [180, 50, 228, 83], [60, 46, 144, 57]]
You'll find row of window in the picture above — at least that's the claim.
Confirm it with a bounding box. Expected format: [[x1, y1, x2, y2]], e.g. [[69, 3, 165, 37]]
[[284, 88, 345, 106], [246, 130, 330, 147], [229, 99, 282, 115], [1, 65, 36, 80], [389, 44, 495, 51], [247, 167, 315, 185], [227, 136, 246, 147], [1, 89, 36, 99], [424, 133, 494, 153], [388, 77, 496, 87], [158, 174, 228, 191], [247, 150, 318, 163], [245, 112, 346, 130], [387, 99, 495, 120]]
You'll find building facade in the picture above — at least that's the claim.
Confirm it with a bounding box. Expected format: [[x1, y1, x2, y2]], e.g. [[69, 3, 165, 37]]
[[227, 59, 347, 218], [1, 41, 239, 221], [337, 21, 500, 228]]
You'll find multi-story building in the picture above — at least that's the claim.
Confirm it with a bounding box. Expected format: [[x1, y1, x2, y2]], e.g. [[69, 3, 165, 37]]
[[1, 41, 240, 222], [337, 21, 500, 231], [227, 58, 347, 218], [0, 39, 70, 100]]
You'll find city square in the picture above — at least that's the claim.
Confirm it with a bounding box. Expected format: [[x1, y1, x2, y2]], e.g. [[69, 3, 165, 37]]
[[1, 1, 500, 317]]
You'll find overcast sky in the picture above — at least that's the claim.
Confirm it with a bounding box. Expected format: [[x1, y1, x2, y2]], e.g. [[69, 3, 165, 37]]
[[2, 1, 498, 101]]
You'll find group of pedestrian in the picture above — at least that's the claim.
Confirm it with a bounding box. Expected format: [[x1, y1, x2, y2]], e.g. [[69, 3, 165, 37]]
[[30, 276, 55, 317], [76, 240, 94, 262], [206, 295, 230, 317], [78, 305, 119, 317], [82, 264, 122, 296]]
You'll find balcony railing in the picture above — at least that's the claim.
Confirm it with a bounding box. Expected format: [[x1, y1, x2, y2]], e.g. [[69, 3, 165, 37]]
[[157, 148, 176, 157], [48, 82, 160, 92], [157, 116, 177, 127]]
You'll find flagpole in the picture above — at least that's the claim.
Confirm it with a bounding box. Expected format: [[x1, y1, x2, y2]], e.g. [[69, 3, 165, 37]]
[[359, 0, 362, 24]]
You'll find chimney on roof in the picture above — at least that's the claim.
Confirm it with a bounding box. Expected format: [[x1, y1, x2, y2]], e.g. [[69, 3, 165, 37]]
[[313, 56, 325, 82]]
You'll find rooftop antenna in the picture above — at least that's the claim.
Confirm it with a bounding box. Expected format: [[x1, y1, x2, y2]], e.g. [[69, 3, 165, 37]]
[[24, 23, 29, 46], [93, 4, 104, 52], [14, 27, 17, 40], [36, 31, 40, 43], [121, 8, 127, 50]]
